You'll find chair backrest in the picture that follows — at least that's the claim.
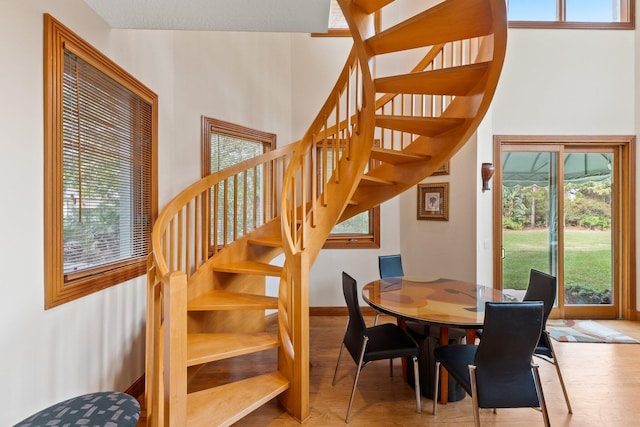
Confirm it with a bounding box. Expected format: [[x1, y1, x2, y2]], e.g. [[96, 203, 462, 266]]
[[342, 272, 369, 363], [474, 301, 544, 409], [523, 269, 557, 326], [378, 254, 404, 279]]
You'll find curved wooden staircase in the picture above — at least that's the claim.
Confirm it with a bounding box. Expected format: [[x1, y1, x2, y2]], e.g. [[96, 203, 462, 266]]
[[144, 0, 507, 425]]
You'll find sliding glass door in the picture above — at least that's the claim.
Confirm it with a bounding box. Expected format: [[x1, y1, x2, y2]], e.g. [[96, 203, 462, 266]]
[[501, 149, 560, 300], [562, 149, 614, 318], [495, 137, 631, 319]]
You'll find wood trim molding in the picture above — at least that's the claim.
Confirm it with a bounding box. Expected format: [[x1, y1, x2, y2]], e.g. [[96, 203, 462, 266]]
[[201, 116, 276, 178], [493, 134, 636, 320], [125, 374, 145, 400], [309, 306, 376, 316]]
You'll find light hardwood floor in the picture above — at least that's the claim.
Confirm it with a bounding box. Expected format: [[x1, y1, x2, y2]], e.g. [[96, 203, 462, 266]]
[[141, 315, 640, 426]]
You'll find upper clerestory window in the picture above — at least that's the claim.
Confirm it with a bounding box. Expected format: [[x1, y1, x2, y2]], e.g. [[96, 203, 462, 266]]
[[508, 0, 635, 29]]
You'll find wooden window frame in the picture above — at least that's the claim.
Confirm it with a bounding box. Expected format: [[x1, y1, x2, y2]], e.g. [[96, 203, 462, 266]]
[[312, 0, 349, 37], [317, 141, 380, 249], [201, 117, 275, 252], [201, 117, 275, 177], [492, 135, 636, 319], [311, 0, 381, 37], [323, 206, 381, 249], [44, 14, 158, 309], [508, 0, 635, 30]]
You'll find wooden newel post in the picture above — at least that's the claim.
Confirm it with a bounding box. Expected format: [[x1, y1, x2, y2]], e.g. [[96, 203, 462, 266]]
[[163, 271, 188, 426]]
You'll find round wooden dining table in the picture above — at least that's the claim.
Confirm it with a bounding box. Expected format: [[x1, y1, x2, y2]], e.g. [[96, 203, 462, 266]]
[[362, 276, 510, 404]]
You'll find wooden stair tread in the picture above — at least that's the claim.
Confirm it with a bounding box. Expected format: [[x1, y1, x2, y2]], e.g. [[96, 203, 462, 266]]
[[366, 0, 493, 55], [212, 261, 283, 276], [359, 174, 395, 187], [188, 290, 278, 311], [187, 332, 279, 366], [146, 1, 508, 425], [187, 372, 290, 426], [375, 116, 465, 137], [246, 219, 283, 248], [353, 0, 394, 14], [375, 62, 490, 96], [369, 147, 431, 165], [247, 234, 283, 248]]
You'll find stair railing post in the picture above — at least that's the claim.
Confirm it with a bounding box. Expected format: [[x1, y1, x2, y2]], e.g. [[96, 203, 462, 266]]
[[163, 271, 188, 426], [293, 251, 310, 421]]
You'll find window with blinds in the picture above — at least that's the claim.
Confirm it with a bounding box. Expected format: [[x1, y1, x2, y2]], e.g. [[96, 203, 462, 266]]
[[201, 117, 275, 248], [61, 51, 152, 280], [44, 14, 157, 308]]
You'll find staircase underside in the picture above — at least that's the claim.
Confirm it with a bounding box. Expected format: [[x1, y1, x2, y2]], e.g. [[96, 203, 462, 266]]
[[145, 0, 508, 425]]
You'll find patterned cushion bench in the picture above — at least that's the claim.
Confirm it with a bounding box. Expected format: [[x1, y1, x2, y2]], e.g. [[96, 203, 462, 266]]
[[14, 391, 140, 427]]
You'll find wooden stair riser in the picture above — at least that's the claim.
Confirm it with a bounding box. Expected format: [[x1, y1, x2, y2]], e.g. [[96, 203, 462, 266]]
[[146, 1, 507, 425], [186, 332, 280, 366], [366, 0, 494, 55]]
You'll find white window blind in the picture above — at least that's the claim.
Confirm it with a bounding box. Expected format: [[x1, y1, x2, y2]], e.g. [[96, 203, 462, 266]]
[[209, 131, 267, 245], [62, 50, 152, 281]]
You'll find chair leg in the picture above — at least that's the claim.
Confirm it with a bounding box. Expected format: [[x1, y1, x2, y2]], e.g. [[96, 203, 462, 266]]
[[547, 332, 573, 413], [412, 355, 422, 414], [532, 364, 551, 427], [346, 341, 368, 424], [332, 343, 345, 386], [469, 365, 481, 427], [333, 320, 350, 387], [432, 361, 441, 414], [374, 312, 380, 326], [346, 365, 363, 423]]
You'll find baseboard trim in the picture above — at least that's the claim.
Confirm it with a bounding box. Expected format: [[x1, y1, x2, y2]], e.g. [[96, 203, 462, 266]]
[[310, 306, 376, 316], [125, 374, 145, 399]]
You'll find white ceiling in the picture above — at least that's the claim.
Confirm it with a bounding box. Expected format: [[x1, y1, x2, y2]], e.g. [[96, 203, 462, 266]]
[[82, 0, 331, 32]]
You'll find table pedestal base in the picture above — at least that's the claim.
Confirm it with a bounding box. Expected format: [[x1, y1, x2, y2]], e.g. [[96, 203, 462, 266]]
[[403, 322, 466, 403]]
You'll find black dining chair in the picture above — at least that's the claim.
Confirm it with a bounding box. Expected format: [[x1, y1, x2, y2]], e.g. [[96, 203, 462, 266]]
[[376, 254, 405, 325], [433, 301, 549, 427], [525, 269, 572, 413], [332, 272, 422, 423]]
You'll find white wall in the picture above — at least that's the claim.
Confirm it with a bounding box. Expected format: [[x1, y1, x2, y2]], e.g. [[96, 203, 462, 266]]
[[0, 1, 297, 424], [171, 30, 295, 195], [476, 27, 637, 296], [398, 137, 479, 284], [290, 33, 352, 139], [2, 1, 638, 423], [0, 2, 155, 424], [309, 197, 404, 306], [492, 29, 635, 135]]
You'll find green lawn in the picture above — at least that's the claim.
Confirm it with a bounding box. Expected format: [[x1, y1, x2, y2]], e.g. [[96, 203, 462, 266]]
[[502, 229, 612, 292]]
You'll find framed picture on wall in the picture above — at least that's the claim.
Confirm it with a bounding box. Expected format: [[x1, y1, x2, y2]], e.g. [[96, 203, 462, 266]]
[[417, 182, 449, 221], [431, 161, 449, 176]]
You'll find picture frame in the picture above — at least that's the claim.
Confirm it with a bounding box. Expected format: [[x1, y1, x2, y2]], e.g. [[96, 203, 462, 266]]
[[417, 182, 449, 221], [432, 161, 450, 176]]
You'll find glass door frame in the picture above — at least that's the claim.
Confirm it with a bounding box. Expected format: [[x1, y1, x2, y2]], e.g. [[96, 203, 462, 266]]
[[492, 135, 636, 320]]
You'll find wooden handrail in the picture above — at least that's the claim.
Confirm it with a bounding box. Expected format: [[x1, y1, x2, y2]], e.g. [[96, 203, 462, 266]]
[[151, 144, 296, 277], [145, 0, 508, 424]]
